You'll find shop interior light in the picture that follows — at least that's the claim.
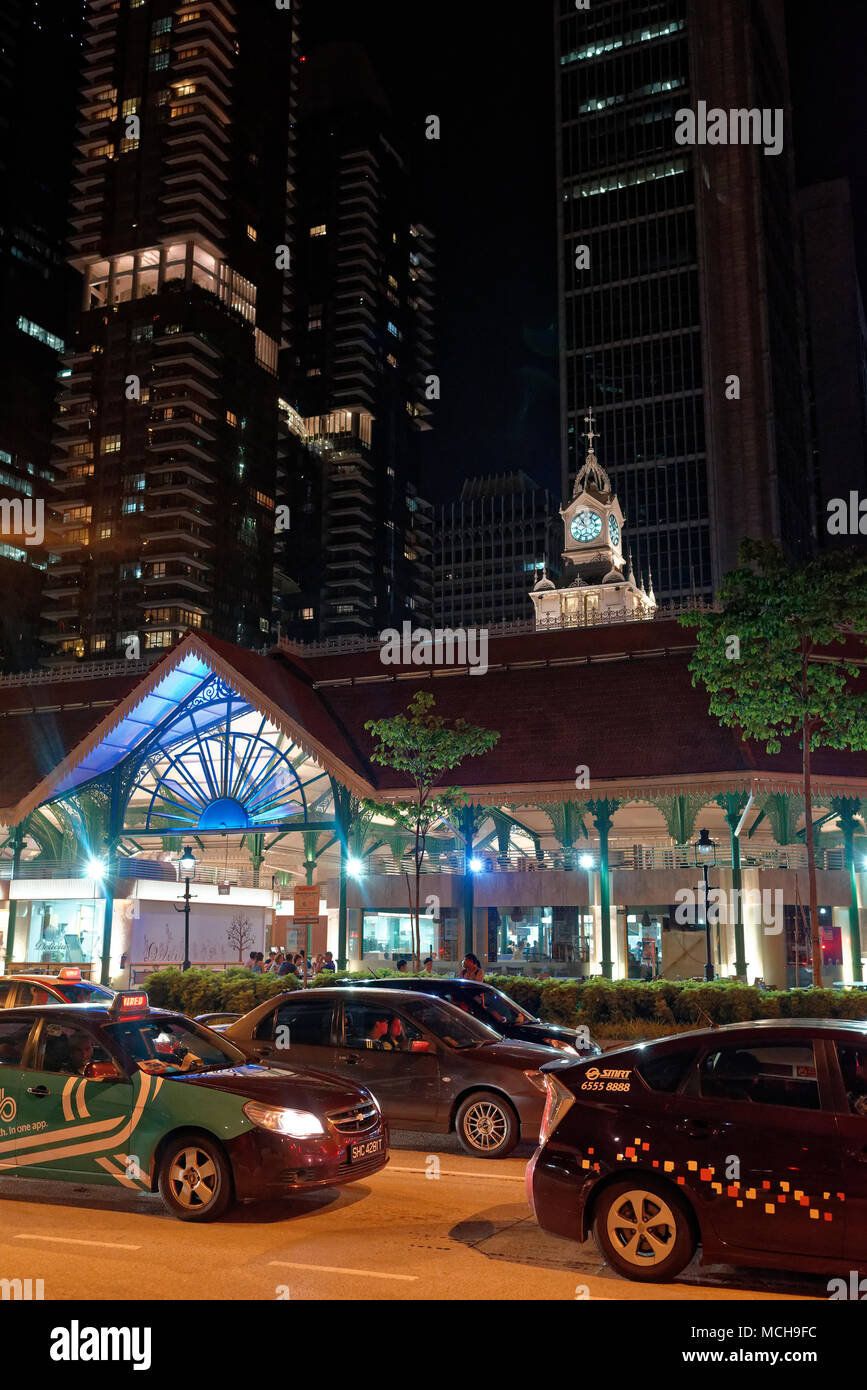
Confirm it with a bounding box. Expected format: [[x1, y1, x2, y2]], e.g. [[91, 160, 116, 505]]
[[468, 856, 484, 873], [579, 854, 594, 870]]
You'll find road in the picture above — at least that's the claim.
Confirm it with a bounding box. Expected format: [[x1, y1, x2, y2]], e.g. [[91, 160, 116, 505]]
[[0, 1132, 829, 1301]]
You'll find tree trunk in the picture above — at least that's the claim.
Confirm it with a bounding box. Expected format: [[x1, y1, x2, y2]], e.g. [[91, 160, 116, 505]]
[[802, 712, 823, 989]]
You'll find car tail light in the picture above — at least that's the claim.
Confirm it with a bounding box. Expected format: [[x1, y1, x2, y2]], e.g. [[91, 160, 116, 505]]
[[539, 1073, 575, 1145]]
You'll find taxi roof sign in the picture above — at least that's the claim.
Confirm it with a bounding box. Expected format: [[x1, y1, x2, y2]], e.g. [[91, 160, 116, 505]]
[[110, 989, 149, 1016], [58, 967, 82, 981]]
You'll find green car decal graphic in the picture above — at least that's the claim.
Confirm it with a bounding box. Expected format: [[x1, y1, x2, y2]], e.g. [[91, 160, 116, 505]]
[[0, 1070, 252, 1187]]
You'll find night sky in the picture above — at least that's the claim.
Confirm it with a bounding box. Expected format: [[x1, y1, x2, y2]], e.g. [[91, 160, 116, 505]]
[[305, 1, 867, 507]]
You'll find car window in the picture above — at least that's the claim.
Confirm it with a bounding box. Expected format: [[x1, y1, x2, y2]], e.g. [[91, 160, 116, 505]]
[[635, 1048, 698, 1093], [404, 997, 498, 1049], [0, 983, 15, 1009], [836, 1044, 867, 1115], [343, 1002, 422, 1052], [57, 983, 114, 1003], [0, 1018, 33, 1067], [272, 1001, 333, 1049], [700, 1043, 820, 1110], [15, 984, 53, 1007], [34, 1021, 114, 1076], [465, 987, 528, 1027]]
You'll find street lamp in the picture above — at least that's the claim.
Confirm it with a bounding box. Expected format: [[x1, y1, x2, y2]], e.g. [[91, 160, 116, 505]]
[[694, 827, 717, 981], [174, 845, 197, 971]]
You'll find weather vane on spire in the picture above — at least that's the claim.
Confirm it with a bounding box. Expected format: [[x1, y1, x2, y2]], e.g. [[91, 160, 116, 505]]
[[583, 408, 599, 458]]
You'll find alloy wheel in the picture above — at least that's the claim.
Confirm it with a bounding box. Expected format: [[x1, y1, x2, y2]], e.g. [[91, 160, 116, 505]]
[[605, 1188, 677, 1267]]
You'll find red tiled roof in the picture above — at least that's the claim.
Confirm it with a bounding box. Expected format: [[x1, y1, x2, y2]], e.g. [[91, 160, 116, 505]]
[[1, 621, 866, 825]]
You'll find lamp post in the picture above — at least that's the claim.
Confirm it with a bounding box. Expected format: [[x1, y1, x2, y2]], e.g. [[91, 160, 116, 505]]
[[173, 845, 197, 972], [694, 827, 717, 981]]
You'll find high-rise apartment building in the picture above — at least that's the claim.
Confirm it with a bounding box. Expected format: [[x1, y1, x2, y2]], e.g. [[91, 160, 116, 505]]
[[0, 0, 85, 670], [555, 0, 812, 602], [274, 43, 435, 642], [42, 0, 300, 661], [435, 473, 562, 628]]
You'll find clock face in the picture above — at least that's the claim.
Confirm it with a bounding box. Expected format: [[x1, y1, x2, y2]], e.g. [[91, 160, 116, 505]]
[[609, 514, 620, 547], [570, 508, 602, 543]]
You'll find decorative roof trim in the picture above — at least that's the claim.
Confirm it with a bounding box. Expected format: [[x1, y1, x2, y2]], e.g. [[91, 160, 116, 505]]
[[0, 634, 377, 828]]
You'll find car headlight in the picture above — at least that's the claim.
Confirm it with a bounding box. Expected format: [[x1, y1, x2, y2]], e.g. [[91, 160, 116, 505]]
[[523, 1069, 548, 1093], [243, 1101, 324, 1137], [542, 1038, 578, 1054], [539, 1073, 575, 1145]]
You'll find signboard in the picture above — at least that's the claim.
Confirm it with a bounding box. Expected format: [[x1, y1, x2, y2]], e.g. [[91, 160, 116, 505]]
[[217, 883, 231, 896], [292, 886, 320, 924]]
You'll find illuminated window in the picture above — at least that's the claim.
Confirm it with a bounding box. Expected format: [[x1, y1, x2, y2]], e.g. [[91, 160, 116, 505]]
[[253, 491, 274, 510], [386, 353, 398, 368], [177, 47, 201, 60], [69, 443, 93, 460], [226, 410, 238, 428], [89, 143, 115, 159], [16, 316, 64, 353], [122, 497, 144, 515], [91, 635, 108, 652], [121, 563, 142, 580], [122, 97, 139, 116], [387, 322, 401, 339], [152, 17, 172, 33], [127, 473, 146, 491], [175, 83, 197, 97], [306, 367, 321, 377], [170, 104, 196, 119], [151, 53, 169, 71], [307, 317, 322, 331], [101, 435, 121, 454], [99, 525, 112, 540], [300, 607, 313, 621], [309, 224, 326, 237], [145, 631, 173, 649], [246, 224, 257, 242], [388, 275, 398, 289], [177, 10, 202, 23]]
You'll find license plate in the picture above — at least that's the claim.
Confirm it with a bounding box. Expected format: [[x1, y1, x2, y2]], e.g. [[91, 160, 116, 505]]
[[348, 1133, 384, 1163]]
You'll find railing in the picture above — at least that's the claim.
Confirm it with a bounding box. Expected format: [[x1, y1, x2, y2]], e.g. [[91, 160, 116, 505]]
[[6, 961, 95, 979], [130, 960, 249, 985], [0, 844, 846, 886], [0, 657, 153, 687]]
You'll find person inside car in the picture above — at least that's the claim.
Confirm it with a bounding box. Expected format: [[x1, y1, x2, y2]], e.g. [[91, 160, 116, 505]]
[[840, 1047, 867, 1116], [67, 1037, 95, 1075], [366, 1018, 390, 1049]]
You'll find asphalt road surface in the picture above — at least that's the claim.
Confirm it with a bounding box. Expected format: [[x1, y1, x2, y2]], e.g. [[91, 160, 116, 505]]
[[0, 1133, 831, 1301]]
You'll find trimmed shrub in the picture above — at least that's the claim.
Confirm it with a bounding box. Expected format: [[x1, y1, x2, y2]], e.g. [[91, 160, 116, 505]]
[[140, 966, 298, 1016]]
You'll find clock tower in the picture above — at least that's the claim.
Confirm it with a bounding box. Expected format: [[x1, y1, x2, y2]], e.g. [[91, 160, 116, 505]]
[[530, 410, 655, 628]]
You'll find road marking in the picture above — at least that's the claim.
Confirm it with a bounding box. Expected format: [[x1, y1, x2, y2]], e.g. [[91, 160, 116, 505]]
[[13, 1234, 140, 1250], [385, 1165, 526, 1182], [268, 1260, 417, 1282]]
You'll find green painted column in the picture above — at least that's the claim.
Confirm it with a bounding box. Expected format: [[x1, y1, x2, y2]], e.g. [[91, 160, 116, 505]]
[[337, 842, 348, 970], [4, 821, 26, 965], [717, 793, 749, 980], [832, 797, 863, 983], [587, 798, 619, 979], [459, 805, 476, 957]]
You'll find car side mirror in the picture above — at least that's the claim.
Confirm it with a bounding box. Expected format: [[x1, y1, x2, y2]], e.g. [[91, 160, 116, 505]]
[[410, 1040, 432, 1053], [85, 1061, 122, 1082]]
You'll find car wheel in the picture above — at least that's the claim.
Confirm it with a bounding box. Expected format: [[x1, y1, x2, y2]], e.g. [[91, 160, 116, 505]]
[[157, 1131, 233, 1222], [592, 1178, 696, 1282], [455, 1091, 519, 1158]]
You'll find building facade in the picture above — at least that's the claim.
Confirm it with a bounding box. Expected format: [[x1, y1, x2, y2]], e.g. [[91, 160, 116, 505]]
[[274, 43, 435, 643], [555, 0, 812, 603], [435, 473, 562, 629], [41, 0, 301, 663]]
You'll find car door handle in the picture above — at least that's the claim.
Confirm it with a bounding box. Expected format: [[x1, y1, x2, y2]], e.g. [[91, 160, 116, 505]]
[[27, 1085, 50, 1097], [337, 1053, 359, 1064]]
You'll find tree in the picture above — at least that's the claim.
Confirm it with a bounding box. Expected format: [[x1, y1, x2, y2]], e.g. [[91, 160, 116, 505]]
[[226, 914, 254, 964], [364, 692, 500, 970], [680, 541, 867, 986]]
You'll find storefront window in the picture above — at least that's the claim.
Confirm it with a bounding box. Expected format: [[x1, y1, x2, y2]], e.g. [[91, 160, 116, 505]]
[[626, 910, 663, 979], [499, 907, 593, 967], [362, 911, 436, 962], [24, 900, 103, 967]]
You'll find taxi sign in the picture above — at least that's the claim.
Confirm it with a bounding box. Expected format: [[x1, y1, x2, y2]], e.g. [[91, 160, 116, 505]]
[[109, 989, 149, 1015], [58, 967, 82, 982]]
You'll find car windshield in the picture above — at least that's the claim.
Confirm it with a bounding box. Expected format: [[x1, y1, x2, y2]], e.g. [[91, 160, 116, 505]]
[[105, 1015, 247, 1073], [404, 996, 501, 1049], [57, 982, 114, 1004], [465, 987, 535, 1027]]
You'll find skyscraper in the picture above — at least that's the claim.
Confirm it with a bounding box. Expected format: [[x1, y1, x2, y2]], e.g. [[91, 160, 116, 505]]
[[555, 0, 811, 602], [435, 473, 562, 628], [41, 0, 300, 661], [0, 0, 85, 670], [274, 42, 435, 642]]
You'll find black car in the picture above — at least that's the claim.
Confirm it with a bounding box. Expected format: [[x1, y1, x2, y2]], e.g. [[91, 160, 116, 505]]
[[339, 976, 601, 1056], [222, 986, 563, 1157], [528, 1019, 867, 1283]]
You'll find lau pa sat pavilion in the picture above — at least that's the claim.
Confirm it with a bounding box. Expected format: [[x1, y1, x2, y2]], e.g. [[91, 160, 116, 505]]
[[0, 620, 866, 989]]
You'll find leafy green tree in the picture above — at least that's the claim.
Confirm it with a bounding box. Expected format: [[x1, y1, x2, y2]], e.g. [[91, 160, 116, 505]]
[[681, 541, 867, 986], [364, 692, 499, 970]]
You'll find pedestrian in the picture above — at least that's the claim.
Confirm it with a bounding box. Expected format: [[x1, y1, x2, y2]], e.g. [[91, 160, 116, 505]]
[[321, 951, 336, 973], [277, 954, 297, 978], [247, 951, 258, 970], [251, 952, 265, 974], [421, 957, 434, 976], [459, 953, 484, 983], [395, 958, 408, 974]]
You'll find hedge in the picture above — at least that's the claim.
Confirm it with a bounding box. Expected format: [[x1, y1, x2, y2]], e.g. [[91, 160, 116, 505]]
[[141, 964, 410, 1015], [484, 974, 867, 1029]]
